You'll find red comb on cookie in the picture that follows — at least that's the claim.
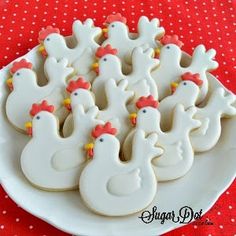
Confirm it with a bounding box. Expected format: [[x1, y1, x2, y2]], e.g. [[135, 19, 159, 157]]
[[38, 26, 60, 42], [66, 77, 91, 93], [160, 35, 184, 48], [92, 122, 117, 139], [136, 95, 159, 109], [105, 13, 127, 25], [181, 72, 203, 86], [10, 59, 33, 74], [95, 44, 118, 58], [30, 100, 54, 117]]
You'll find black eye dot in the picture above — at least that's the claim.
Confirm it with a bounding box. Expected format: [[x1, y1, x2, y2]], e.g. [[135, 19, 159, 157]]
[[166, 46, 170, 49], [111, 24, 115, 28], [103, 58, 107, 62], [74, 92, 78, 96], [16, 72, 20, 76], [46, 38, 50, 41], [36, 116, 40, 120], [183, 82, 187, 85], [99, 138, 104, 142], [142, 109, 147, 113]]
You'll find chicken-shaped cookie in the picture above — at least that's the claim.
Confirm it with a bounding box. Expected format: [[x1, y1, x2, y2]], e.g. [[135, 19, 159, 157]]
[[38, 20, 101, 80], [21, 101, 103, 190], [79, 122, 163, 216], [102, 13, 164, 71], [92, 44, 159, 110], [6, 58, 74, 132], [123, 96, 201, 181], [190, 87, 236, 152], [152, 35, 218, 103], [63, 77, 134, 144], [158, 73, 236, 152], [159, 72, 203, 130]]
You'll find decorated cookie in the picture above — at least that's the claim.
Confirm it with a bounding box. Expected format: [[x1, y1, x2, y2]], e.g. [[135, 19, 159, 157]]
[[159, 72, 203, 131], [92, 44, 159, 110], [158, 73, 236, 152], [38, 19, 102, 80], [102, 13, 164, 71], [123, 95, 201, 181], [151, 35, 219, 103], [79, 122, 163, 216], [63, 77, 134, 144], [190, 87, 236, 152], [6, 57, 74, 132], [21, 100, 103, 190]]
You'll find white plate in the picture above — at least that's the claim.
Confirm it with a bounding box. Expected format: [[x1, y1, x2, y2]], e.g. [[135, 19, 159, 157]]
[[0, 47, 235, 236]]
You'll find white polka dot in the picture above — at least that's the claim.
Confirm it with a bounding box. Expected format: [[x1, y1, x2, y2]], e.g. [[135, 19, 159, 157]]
[[16, 218, 20, 222], [0, 225, 4, 229], [229, 205, 233, 209], [217, 211, 221, 215], [29, 225, 34, 229], [219, 225, 223, 229], [231, 218, 235, 222]]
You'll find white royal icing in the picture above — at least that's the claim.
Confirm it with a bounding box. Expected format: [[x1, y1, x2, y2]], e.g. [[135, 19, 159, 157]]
[[79, 128, 163, 216], [41, 19, 101, 81], [158, 79, 236, 152], [103, 15, 164, 71], [92, 47, 159, 110], [6, 57, 74, 131], [63, 78, 134, 144], [123, 102, 201, 181], [21, 105, 103, 190], [152, 44, 218, 103], [190, 87, 236, 152], [159, 80, 200, 131]]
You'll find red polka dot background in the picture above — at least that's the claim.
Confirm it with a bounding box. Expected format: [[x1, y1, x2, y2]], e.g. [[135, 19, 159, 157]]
[[0, 0, 235, 235]]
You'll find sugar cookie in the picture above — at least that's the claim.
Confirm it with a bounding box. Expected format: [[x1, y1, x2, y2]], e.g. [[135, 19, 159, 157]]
[[92, 45, 159, 110], [79, 122, 163, 216], [152, 35, 218, 103], [6, 57, 74, 132], [190, 87, 236, 152], [63, 77, 134, 144], [102, 13, 164, 71], [38, 19, 101, 80], [158, 73, 236, 152], [123, 96, 201, 181], [21, 101, 103, 190], [159, 72, 203, 131]]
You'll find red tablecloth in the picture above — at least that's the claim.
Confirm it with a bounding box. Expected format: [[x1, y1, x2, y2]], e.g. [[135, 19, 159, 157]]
[[0, 0, 235, 235]]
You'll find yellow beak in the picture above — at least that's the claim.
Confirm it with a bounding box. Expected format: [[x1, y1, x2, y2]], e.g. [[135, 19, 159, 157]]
[[38, 44, 47, 58], [25, 121, 33, 136], [154, 47, 161, 58], [92, 62, 99, 74], [129, 113, 137, 126], [63, 98, 71, 111], [171, 82, 179, 94], [84, 143, 94, 159], [102, 28, 108, 38], [6, 77, 13, 91], [92, 62, 99, 69]]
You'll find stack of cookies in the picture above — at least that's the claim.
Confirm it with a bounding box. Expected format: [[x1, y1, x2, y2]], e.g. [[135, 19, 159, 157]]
[[4, 13, 236, 216]]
